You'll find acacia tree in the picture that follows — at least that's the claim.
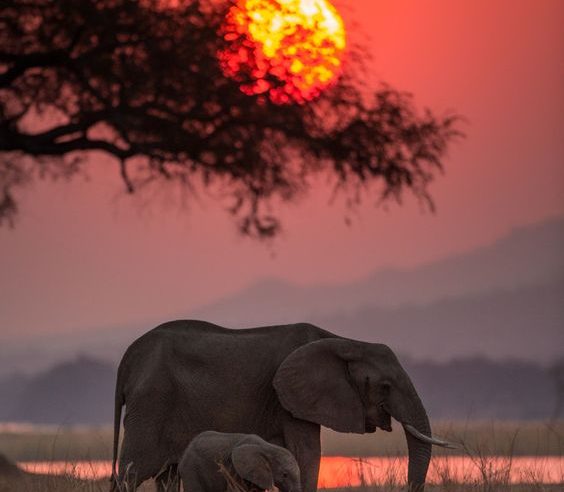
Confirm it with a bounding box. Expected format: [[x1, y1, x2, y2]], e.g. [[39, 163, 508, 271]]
[[550, 359, 564, 420], [0, 0, 461, 238]]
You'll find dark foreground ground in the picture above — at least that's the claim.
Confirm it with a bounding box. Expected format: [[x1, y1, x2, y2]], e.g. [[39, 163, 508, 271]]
[[1, 473, 563, 492], [0, 453, 562, 492]]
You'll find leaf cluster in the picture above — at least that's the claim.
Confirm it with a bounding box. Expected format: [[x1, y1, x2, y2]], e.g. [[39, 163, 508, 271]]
[[0, 0, 461, 237]]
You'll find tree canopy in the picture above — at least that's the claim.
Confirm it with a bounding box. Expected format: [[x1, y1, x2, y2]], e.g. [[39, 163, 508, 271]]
[[0, 0, 461, 237]]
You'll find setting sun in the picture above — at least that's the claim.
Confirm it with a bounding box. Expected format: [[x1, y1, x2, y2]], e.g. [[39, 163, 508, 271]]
[[218, 0, 346, 104]]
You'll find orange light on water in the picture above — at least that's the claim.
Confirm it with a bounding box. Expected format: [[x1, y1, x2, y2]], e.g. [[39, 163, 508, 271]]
[[218, 0, 346, 104], [19, 456, 564, 485], [317, 456, 564, 487]]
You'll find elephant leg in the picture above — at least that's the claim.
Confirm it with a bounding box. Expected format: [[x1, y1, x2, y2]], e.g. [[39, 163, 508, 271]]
[[109, 475, 118, 492], [283, 419, 321, 492], [118, 425, 170, 490], [156, 463, 180, 492]]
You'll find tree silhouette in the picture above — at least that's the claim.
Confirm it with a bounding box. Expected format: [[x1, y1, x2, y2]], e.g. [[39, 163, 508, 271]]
[[550, 359, 564, 421], [0, 0, 461, 237]]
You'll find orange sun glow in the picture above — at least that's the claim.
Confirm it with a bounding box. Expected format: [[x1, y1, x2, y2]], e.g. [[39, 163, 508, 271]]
[[218, 0, 346, 104]]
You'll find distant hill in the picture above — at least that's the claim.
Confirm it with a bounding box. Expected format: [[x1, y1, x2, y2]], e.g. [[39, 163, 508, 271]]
[[0, 356, 559, 424], [312, 277, 564, 363], [404, 358, 559, 420], [4, 357, 114, 425], [191, 217, 564, 326], [0, 374, 29, 420], [0, 216, 562, 375]]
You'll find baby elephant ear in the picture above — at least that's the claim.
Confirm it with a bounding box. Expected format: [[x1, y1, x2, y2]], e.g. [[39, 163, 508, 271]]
[[231, 444, 274, 491], [273, 338, 365, 433]]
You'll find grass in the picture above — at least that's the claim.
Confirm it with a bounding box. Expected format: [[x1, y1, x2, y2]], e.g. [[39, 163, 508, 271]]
[[329, 487, 564, 491], [1, 421, 563, 462], [321, 421, 564, 458], [0, 425, 112, 462], [0, 421, 562, 491], [1, 472, 563, 492]]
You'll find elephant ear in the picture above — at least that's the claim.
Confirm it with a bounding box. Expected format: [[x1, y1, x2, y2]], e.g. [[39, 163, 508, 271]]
[[231, 444, 274, 490], [273, 338, 365, 433]]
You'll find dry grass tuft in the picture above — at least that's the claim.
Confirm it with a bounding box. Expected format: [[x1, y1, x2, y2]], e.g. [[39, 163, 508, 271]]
[[218, 461, 250, 492]]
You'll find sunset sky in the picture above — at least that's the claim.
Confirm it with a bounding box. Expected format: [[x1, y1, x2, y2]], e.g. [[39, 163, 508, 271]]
[[1, 0, 563, 343]]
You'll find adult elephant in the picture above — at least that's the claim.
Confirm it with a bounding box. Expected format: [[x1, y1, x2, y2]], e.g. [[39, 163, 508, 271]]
[[110, 320, 452, 491]]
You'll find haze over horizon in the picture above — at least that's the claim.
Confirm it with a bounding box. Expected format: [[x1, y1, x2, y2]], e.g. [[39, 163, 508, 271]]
[[1, 216, 562, 377]]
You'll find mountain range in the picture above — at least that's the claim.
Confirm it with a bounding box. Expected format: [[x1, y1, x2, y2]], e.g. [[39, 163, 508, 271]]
[[191, 216, 564, 324], [0, 216, 562, 375], [1, 355, 560, 424]]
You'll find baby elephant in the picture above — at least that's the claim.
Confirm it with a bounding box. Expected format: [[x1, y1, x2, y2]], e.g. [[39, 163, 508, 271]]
[[179, 431, 301, 492]]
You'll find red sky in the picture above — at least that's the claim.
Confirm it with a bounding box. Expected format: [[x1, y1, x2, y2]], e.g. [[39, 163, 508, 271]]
[[1, 0, 563, 342]]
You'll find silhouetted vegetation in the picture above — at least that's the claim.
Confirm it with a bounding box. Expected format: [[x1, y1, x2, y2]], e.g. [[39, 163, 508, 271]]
[[0, 0, 460, 237], [2, 422, 564, 462], [0, 357, 114, 425], [550, 359, 564, 420], [404, 358, 560, 421], [1, 449, 563, 491], [0, 356, 560, 425]]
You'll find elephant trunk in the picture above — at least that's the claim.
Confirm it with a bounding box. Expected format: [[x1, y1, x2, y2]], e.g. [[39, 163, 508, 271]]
[[404, 416, 431, 491], [394, 378, 433, 491]]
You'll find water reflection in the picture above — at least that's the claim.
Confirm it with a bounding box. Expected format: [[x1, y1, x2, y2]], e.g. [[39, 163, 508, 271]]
[[19, 456, 564, 486]]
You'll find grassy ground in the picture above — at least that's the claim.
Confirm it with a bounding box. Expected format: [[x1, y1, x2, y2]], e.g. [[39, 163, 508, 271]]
[[0, 421, 562, 491], [0, 424, 111, 462], [321, 421, 564, 458], [1, 474, 563, 492], [1, 421, 562, 462], [328, 487, 564, 491]]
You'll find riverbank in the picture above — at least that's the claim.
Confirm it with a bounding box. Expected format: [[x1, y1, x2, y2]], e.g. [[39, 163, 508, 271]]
[[15, 455, 564, 486], [1, 421, 562, 462], [0, 421, 562, 490], [1, 472, 563, 492]]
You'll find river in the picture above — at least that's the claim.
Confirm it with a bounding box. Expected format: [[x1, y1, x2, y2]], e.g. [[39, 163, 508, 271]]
[[19, 456, 564, 486]]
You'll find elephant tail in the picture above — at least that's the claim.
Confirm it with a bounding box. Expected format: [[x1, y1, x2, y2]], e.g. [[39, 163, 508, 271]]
[[111, 361, 125, 487]]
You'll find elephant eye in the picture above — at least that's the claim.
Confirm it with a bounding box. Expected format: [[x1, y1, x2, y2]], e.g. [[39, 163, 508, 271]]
[[378, 381, 391, 395]]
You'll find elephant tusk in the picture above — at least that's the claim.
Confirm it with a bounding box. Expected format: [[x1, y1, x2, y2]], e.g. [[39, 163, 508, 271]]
[[404, 424, 460, 449]]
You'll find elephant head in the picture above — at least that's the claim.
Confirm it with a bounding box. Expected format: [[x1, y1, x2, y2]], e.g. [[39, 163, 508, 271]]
[[273, 338, 453, 491], [232, 442, 301, 492]]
